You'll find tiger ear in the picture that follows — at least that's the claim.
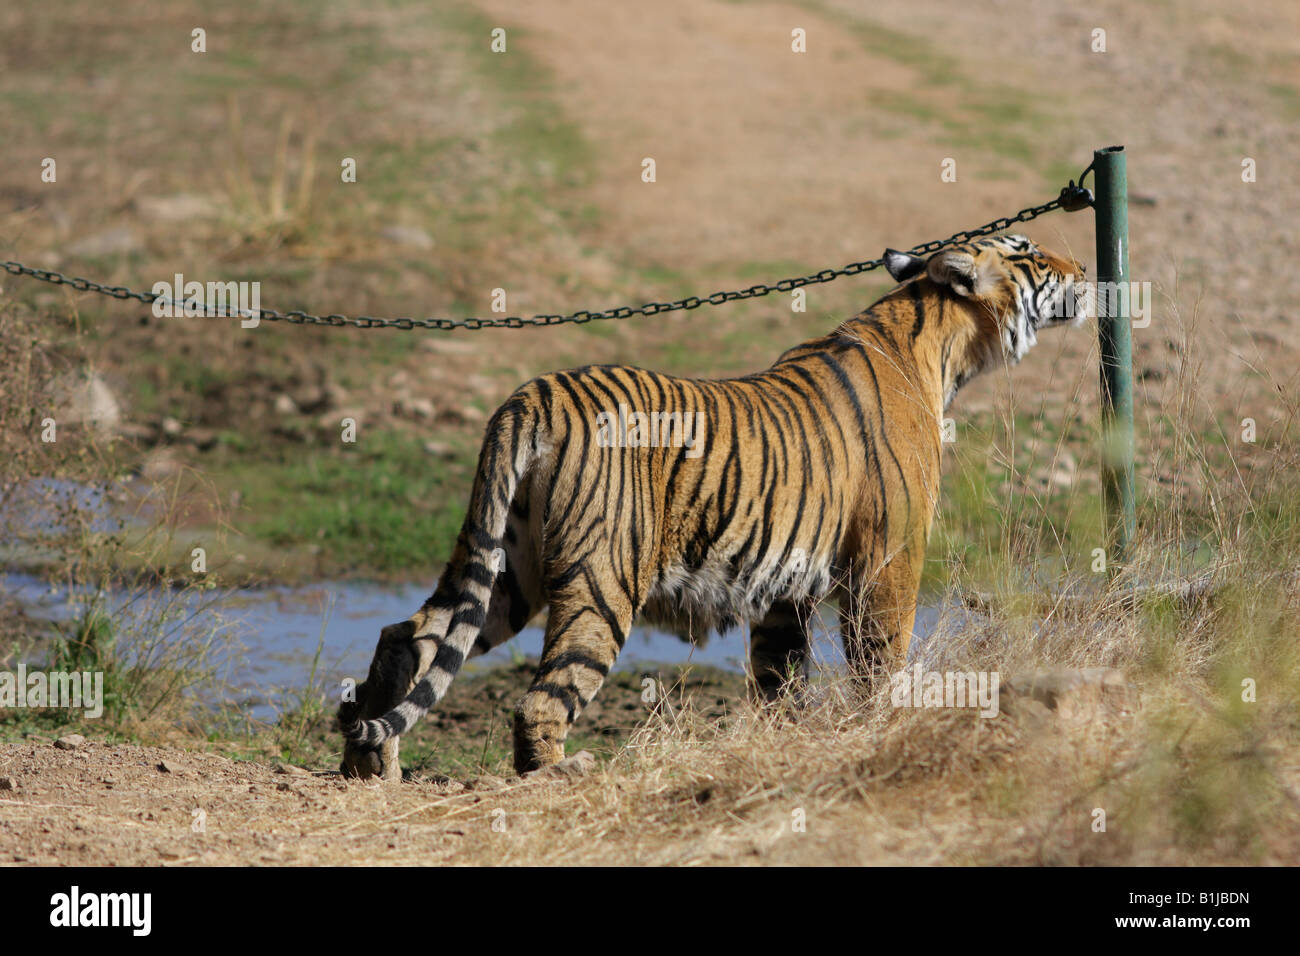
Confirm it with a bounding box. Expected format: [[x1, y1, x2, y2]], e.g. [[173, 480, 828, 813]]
[[927, 251, 983, 297], [884, 249, 926, 283]]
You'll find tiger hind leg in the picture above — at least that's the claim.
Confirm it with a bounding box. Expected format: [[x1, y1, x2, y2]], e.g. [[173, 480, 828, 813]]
[[340, 503, 544, 780], [338, 619, 432, 781]]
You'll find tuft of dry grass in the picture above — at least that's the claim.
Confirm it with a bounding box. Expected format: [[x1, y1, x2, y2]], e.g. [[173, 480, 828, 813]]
[[218, 97, 321, 256]]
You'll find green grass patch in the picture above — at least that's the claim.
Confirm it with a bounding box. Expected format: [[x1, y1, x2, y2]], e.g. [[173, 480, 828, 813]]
[[804, 1, 1063, 175], [209, 429, 474, 580], [926, 411, 1107, 593]]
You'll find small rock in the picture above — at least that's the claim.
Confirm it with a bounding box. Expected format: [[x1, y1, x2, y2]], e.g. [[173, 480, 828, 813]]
[[525, 750, 597, 780], [53, 734, 86, 750], [117, 421, 160, 444], [0, 776, 17, 791], [438, 405, 486, 426], [291, 385, 327, 413], [161, 417, 183, 437], [157, 759, 181, 774], [274, 394, 299, 416], [1004, 667, 1135, 722], [140, 447, 183, 482], [134, 193, 217, 223], [68, 226, 142, 258], [423, 440, 454, 458], [273, 763, 312, 776], [379, 225, 435, 250], [464, 773, 509, 792], [184, 427, 219, 451], [554, 749, 597, 776], [402, 398, 435, 420], [51, 372, 121, 431]]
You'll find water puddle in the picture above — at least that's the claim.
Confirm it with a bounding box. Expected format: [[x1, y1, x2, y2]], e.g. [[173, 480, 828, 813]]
[[1, 478, 983, 718], [4, 571, 965, 722]]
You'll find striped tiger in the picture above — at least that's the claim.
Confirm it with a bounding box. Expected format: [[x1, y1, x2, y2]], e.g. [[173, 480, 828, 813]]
[[339, 234, 1085, 777]]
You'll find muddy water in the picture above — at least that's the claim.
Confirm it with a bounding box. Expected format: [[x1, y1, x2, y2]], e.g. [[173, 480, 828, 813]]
[[4, 571, 954, 721]]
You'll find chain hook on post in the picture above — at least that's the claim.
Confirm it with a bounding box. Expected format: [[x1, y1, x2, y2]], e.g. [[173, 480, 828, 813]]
[[1057, 159, 1096, 212]]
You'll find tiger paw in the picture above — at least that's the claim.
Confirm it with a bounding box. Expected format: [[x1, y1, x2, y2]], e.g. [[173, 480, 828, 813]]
[[340, 737, 402, 783]]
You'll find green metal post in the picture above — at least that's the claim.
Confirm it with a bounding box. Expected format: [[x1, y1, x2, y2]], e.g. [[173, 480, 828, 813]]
[[1093, 145, 1136, 569]]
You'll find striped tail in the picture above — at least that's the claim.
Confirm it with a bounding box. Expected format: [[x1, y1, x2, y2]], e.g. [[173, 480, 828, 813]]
[[343, 393, 540, 748]]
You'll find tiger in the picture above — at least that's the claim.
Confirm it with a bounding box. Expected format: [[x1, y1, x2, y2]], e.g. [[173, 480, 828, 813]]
[[339, 234, 1086, 778]]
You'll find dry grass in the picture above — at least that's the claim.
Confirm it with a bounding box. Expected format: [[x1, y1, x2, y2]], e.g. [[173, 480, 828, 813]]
[[406, 563, 1297, 866], [253, 567, 1293, 867]]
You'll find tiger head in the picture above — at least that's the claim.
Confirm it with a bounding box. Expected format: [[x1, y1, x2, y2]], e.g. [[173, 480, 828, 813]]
[[884, 234, 1087, 366]]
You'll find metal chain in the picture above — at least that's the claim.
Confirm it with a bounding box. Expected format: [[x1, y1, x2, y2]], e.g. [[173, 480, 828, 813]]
[[1, 183, 1093, 332]]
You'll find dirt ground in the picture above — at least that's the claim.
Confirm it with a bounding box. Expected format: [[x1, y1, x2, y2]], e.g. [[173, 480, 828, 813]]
[[0, 735, 909, 867], [8, 655, 1291, 867], [0, 663, 748, 866], [0, 738, 1051, 867]]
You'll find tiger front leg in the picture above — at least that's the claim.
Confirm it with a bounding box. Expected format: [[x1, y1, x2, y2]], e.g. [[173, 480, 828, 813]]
[[838, 554, 922, 686], [339, 618, 440, 782], [749, 599, 814, 703]]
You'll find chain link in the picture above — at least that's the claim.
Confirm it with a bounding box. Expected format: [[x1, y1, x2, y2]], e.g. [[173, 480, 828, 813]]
[[1, 183, 1092, 332]]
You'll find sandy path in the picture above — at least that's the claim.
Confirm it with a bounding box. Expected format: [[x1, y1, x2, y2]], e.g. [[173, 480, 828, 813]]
[[473, 0, 1073, 273], [0, 738, 518, 866], [0, 737, 896, 866]]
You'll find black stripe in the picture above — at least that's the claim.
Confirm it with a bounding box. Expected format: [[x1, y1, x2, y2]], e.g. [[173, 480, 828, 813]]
[[909, 281, 927, 340], [535, 650, 611, 680], [529, 682, 581, 720], [432, 641, 465, 673]]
